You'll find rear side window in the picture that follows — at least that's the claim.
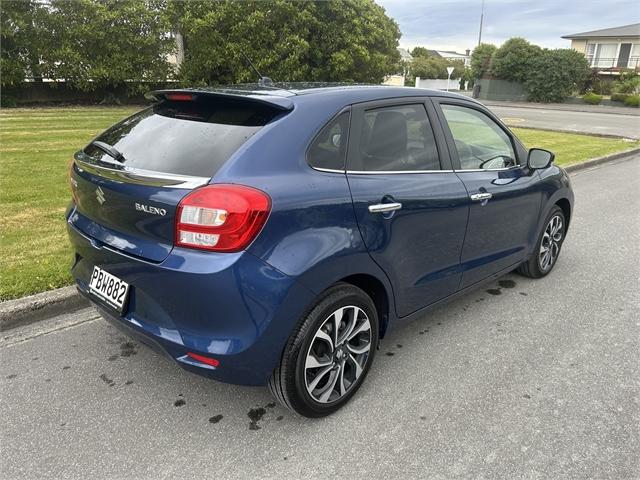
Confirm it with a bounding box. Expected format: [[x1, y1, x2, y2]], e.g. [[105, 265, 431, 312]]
[[83, 99, 284, 177], [307, 111, 350, 171], [355, 104, 440, 171]]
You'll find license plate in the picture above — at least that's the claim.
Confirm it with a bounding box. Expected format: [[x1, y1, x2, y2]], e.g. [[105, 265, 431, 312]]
[[88, 266, 130, 312]]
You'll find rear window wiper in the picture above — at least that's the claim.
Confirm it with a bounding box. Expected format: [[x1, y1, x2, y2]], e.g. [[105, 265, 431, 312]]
[[90, 140, 125, 163]]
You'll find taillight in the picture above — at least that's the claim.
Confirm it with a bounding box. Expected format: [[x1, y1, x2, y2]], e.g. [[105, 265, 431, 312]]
[[69, 158, 78, 204], [175, 184, 271, 252]]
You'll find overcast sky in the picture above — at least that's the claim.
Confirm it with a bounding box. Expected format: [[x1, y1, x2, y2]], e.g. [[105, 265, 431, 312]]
[[376, 0, 640, 53]]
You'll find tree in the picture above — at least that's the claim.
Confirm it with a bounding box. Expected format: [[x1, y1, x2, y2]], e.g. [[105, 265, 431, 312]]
[[38, 0, 174, 92], [0, 0, 48, 87], [407, 55, 464, 85], [469, 43, 496, 80], [173, 0, 401, 85], [490, 37, 541, 83], [410, 46, 431, 58], [524, 49, 591, 102]]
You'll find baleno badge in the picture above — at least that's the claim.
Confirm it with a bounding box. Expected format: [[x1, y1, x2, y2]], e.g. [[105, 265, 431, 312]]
[[135, 203, 167, 216]]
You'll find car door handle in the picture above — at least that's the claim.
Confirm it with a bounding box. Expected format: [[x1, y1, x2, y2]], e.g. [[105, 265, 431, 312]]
[[470, 192, 493, 202], [368, 202, 403, 213]]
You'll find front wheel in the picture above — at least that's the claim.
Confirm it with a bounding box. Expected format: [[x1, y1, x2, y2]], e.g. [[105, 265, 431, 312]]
[[518, 206, 566, 278], [268, 283, 379, 418]]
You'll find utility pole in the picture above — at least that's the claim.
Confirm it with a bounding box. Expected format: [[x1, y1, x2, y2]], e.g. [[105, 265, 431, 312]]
[[478, 0, 485, 46]]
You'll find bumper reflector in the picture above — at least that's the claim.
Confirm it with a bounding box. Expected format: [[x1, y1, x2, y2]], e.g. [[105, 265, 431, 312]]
[[186, 351, 220, 367]]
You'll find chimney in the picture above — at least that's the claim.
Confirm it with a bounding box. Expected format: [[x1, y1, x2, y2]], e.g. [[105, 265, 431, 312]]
[[465, 49, 470, 56]]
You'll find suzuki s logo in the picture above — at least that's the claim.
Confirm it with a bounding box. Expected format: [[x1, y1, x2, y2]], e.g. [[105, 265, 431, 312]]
[[135, 203, 167, 216], [95, 187, 106, 205]]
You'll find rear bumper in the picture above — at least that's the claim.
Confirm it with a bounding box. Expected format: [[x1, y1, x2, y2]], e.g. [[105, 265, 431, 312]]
[[67, 208, 316, 386]]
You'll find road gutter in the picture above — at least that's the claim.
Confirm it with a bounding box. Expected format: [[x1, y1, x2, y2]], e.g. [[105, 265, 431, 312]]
[[1, 148, 638, 332], [0, 286, 88, 332]]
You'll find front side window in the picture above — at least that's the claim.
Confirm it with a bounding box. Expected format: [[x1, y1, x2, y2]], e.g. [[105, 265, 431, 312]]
[[441, 104, 516, 170], [307, 111, 350, 171], [355, 104, 440, 171]]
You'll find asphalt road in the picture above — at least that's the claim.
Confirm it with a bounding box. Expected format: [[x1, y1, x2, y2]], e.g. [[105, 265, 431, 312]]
[[2, 157, 639, 480], [488, 105, 640, 139]]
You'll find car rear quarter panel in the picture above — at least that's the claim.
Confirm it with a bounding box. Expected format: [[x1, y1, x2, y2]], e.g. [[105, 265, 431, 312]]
[[213, 95, 396, 301]]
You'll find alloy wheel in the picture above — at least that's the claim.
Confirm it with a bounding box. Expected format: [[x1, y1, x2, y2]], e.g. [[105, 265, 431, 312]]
[[304, 306, 372, 404], [539, 215, 563, 272]]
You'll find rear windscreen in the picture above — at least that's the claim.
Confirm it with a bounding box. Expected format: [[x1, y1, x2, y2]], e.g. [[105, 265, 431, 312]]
[[83, 99, 284, 177]]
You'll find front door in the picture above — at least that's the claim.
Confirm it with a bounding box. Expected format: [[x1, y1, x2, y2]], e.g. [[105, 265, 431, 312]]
[[346, 99, 469, 317], [434, 99, 543, 288]]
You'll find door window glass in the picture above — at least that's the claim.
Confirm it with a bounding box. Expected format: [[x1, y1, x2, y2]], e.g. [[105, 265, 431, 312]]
[[441, 104, 516, 170], [356, 104, 440, 171]]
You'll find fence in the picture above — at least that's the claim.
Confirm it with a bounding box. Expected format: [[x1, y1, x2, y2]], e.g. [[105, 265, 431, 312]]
[[415, 77, 465, 91], [1, 81, 173, 106]]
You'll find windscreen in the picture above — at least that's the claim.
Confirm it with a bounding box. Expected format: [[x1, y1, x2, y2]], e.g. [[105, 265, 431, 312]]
[[82, 98, 283, 177]]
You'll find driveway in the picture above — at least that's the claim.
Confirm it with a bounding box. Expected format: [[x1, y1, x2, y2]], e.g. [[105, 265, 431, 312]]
[[2, 157, 639, 479], [487, 104, 640, 139]]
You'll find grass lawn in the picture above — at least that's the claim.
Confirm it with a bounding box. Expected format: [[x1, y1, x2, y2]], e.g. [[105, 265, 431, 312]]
[[1, 106, 638, 301], [0, 106, 139, 301], [511, 128, 639, 166]]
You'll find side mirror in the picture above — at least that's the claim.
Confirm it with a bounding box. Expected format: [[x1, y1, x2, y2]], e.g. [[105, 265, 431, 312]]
[[527, 148, 555, 170]]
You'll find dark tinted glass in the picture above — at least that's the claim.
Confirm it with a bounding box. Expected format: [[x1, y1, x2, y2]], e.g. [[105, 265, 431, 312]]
[[307, 111, 350, 171], [83, 99, 283, 177], [356, 104, 440, 171]]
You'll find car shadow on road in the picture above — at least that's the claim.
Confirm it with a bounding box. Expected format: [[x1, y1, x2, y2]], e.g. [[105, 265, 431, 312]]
[[82, 273, 533, 434]]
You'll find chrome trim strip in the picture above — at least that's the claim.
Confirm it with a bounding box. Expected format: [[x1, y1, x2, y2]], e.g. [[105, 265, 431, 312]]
[[311, 165, 522, 175], [346, 169, 454, 174], [310, 166, 456, 174], [312, 167, 345, 173], [454, 166, 521, 173], [74, 157, 209, 189]]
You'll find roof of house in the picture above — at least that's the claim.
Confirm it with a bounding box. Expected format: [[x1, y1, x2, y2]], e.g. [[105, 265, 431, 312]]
[[398, 47, 413, 61], [561, 23, 640, 39], [427, 49, 469, 58]]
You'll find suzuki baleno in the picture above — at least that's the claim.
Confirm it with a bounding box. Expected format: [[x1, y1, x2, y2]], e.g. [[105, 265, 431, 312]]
[[67, 84, 574, 417]]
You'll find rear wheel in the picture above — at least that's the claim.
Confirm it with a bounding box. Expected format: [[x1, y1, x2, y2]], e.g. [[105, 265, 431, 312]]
[[518, 206, 566, 278], [268, 283, 379, 418]]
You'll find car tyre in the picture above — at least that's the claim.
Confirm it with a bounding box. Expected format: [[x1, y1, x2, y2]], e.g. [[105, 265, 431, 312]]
[[268, 283, 379, 418], [518, 205, 566, 278]]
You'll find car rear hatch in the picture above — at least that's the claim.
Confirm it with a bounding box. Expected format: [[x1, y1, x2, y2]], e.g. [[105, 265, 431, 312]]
[[69, 90, 292, 262]]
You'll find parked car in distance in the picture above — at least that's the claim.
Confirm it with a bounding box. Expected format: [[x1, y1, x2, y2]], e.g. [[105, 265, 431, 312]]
[[67, 84, 574, 417]]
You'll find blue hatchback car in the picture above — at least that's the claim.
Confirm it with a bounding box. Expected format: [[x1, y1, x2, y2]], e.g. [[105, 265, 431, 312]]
[[67, 84, 573, 417]]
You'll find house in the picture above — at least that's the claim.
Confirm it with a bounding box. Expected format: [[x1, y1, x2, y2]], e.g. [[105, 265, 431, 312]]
[[562, 23, 640, 74], [426, 49, 471, 67], [383, 47, 414, 86], [398, 47, 414, 63]]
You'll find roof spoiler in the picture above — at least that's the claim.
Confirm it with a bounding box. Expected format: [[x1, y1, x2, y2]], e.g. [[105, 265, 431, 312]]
[[145, 89, 294, 111]]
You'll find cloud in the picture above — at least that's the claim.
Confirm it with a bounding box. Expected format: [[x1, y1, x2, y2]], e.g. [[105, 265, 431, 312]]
[[376, 0, 640, 52]]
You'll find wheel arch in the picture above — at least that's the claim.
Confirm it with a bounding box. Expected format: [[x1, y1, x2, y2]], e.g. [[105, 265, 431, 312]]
[[338, 273, 391, 338], [555, 197, 571, 230]]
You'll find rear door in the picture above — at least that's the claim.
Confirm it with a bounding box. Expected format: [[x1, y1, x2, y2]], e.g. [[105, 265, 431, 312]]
[[69, 95, 286, 262], [432, 98, 542, 288], [346, 98, 469, 318]]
